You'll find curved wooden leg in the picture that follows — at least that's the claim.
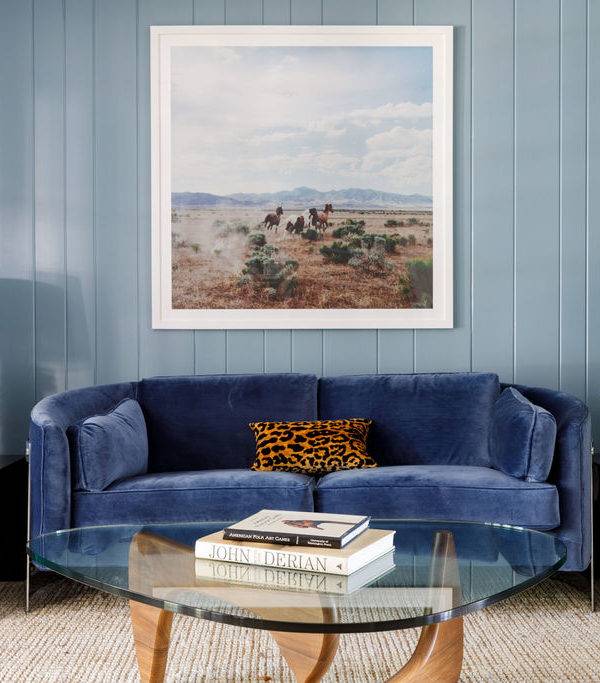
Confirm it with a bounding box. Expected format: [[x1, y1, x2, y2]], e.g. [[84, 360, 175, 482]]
[[387, 617, 463, 682], [130, 600, 173, 683], [388, 530, 464, 682], [270, 630, 340, 683]]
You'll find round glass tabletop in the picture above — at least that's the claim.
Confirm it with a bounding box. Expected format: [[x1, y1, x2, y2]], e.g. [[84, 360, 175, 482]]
[[28, 519, 565, 634]]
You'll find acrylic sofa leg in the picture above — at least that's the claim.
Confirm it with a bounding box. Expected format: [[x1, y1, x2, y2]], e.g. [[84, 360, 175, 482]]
[[591, 448, 596, 612], [591, 494, 596, 613], [24, 556, 31, 613], [25, 439, 31, 614]]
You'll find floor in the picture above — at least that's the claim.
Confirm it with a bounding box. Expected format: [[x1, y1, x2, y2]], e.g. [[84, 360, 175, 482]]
[[1, 577, 599, 682]]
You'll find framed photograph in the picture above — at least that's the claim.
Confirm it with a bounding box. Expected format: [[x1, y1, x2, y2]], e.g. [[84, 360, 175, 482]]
[[151, 25, 453, 329]]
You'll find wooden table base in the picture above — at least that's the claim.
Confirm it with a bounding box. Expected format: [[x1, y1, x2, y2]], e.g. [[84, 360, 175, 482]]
[[128, 530, 463, 682], [129, 602, 462, 683], [270, 630, 340, 683], [130, 601, 173, 683], [387, 617, 463, 682]]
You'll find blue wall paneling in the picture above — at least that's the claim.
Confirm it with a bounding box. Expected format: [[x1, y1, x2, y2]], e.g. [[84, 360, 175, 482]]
[[0, 0, 597, 466]]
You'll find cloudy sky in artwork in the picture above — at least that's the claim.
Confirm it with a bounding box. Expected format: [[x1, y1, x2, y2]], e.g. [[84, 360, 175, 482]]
[[171, 46, 433, 196]]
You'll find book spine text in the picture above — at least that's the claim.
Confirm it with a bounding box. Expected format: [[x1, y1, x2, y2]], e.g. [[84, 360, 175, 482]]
[[222, 529, 341, 549], [195, 540, 349, 575]]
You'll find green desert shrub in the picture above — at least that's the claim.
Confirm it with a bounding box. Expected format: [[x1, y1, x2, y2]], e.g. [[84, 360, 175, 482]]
[[348, 250, 393, 276], [332, 221, 365, 238], [381, 234, 401, 253], [384, 218, 405, 228], [347, 233, 401, 253], [374, 235, 388, 252], [408, 217, 419, 225], [408, 234, 417, 246], [302, 228, 320, 242], [359, 233, 376, 250], [343, 218, 365, 227], [320, 241, 358, 264], [240, 244, 298, 299], [248, 233, 266, 248], [190, 243, 200, 254], [403, 258, 433, 308]]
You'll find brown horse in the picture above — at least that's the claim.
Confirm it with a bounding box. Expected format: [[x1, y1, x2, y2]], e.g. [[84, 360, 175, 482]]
[[308, 208, 320, 228], [264, 206, 283, 231], [286, 215, 305, 234], [316, 203, 333, 232]]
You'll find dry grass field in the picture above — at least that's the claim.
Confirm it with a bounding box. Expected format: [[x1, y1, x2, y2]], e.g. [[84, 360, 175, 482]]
[[172, 207, 433, 309]]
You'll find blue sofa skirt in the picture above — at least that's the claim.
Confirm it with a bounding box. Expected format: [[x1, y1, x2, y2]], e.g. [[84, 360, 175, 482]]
[[314, 465, 560, 530], [72, 470, 314, 526]]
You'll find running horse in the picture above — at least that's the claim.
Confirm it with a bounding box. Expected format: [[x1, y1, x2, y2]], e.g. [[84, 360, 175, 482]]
[[315, 203, 333, 232], [263, 206, 284, 231]]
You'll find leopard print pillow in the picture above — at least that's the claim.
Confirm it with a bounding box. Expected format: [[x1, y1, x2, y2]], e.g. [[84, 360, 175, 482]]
[[249, 419, 377, 475]]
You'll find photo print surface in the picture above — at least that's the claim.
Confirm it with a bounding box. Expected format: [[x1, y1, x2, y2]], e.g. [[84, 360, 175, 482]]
[[151, 26, 452, 328]]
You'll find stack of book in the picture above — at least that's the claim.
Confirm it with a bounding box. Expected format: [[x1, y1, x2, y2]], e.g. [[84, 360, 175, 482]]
[[194, 510, 395, 595]]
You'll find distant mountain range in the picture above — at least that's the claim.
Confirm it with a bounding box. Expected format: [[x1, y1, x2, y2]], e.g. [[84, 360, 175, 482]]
[[172, 187, 432, 210]]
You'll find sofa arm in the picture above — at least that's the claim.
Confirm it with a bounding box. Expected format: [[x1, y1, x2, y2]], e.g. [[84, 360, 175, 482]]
[[509, 384, 591, 571], [29, 382, 137, 538]]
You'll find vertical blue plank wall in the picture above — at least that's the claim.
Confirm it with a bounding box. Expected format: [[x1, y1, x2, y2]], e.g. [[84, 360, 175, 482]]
[[0, 0, 598, 466]]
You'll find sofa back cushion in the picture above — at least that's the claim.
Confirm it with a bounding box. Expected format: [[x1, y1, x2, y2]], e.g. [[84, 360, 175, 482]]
[[318, 373, 500, 467], [489, 387, 557, 482], [68, 398, 148, 491], [138, 374, 318, 471]]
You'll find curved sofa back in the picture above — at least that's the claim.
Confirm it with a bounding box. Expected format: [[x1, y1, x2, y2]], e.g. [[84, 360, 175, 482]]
[[320, 373, 500, 468], [31, 373, 505, 474], [138, 374, 318, 471], [29, 382, 136, 538], [502, 383, 592, 571]]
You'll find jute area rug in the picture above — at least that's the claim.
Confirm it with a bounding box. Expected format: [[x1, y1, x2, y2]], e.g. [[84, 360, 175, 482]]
[[1, 578, 599, 682]]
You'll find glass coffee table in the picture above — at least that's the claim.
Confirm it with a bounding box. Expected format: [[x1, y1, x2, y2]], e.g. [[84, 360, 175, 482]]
[[28, 520, 565, 682]]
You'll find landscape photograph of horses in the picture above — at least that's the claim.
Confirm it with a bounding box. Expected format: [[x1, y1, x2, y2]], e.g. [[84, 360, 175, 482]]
[[152, 27, 453, 328]]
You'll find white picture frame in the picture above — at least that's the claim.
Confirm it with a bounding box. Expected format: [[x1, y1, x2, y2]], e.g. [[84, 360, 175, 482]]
[[151, 25, 453, 329]]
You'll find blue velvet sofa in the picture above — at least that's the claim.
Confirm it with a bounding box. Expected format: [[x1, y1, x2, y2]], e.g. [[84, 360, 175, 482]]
[[29, 372, 592, 571]]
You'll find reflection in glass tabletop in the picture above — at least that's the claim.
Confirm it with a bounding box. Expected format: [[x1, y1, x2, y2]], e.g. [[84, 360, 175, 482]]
[[28, 519, 565, 634]]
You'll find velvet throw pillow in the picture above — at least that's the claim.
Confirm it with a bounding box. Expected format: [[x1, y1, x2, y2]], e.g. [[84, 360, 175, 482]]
[[69, 398, 149, 492], [489, 388, 557, 482], [249, 419, 377, 475]]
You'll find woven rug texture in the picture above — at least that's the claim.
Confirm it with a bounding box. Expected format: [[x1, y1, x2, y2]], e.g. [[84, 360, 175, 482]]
[[1, 579, 599, 682]]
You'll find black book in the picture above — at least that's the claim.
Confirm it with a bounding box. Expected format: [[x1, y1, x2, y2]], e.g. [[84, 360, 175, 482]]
[[222, 509, 370, 549]]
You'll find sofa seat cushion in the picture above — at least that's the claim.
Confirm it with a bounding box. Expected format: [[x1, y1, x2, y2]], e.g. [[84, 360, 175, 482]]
[[315, 465, 559, 530], [318, 373, 500, 467], [72, 470, 314, 527]]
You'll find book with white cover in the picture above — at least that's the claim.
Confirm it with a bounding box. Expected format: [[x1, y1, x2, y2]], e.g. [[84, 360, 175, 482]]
[[223, 509, 370, 549], [194, 550, 395, 595], [195, 528, 395, 576]]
